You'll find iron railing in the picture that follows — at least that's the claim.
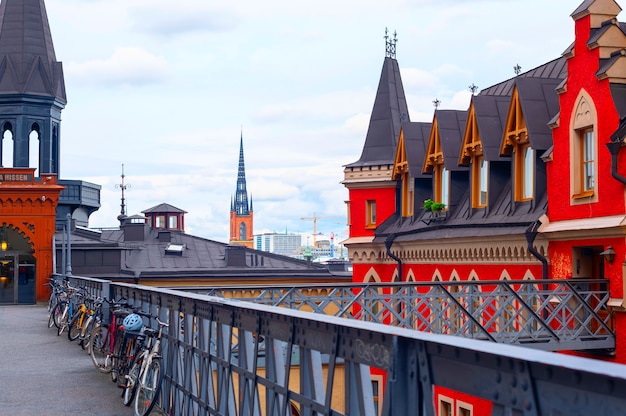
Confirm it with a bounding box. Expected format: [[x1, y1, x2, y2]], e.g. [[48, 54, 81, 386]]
[[58, 275, 626, 416], [183, 279, 615, 351]]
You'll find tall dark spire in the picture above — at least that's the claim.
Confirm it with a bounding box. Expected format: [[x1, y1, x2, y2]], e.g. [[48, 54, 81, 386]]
[[0, 0, 66, 101], [0, 0, 66, 176], [346, 29, 409, 168], [233, 132, 250, 216]]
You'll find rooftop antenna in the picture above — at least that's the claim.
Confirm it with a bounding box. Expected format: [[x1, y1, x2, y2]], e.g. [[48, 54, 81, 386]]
[[469, 83, 478, 95], [514, 64, 522, 76], [433, 98, 441, 109], [115, 163, 131, 220], [385, 28, 397, 59]]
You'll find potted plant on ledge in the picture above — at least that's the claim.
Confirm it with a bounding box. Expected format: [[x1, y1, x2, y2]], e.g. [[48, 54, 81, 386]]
[[422, 199, 446, 224]]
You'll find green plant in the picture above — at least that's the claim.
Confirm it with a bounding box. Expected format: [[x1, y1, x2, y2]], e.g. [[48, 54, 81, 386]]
[[423, 199, 445, 212]]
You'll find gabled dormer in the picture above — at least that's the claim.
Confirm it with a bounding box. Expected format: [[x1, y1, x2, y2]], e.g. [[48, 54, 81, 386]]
[[500, 78, 561, 206], [393, 122, 431, 217], [423, 110, 468, 212], [461, 94, 512, 211]]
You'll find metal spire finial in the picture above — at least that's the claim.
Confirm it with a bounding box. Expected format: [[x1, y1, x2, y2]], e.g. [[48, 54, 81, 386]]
[[385, 27, 397, 59], [514, 64, 522, 76], [469, 83, 478, 95], [433, 98, 441, 109], [115, 163, 131, 218]]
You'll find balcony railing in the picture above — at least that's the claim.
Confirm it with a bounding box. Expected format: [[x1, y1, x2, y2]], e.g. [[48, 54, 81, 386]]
[[58, 274, 626, 416], [183, 279, 615, 351]]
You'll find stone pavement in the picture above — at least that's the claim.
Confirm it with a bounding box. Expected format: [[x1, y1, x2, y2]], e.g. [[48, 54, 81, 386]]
[[0, 304, 137, 416]]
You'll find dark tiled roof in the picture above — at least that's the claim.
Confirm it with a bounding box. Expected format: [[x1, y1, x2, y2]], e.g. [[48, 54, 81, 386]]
[[346, 57, 410, 168], [142, 203, 187, 214], [471, 95, 511, 161], [515, 77, 562, 151], [58, 226, 344, 281], [610, 83, 626, 119], [479, 57, 567, 97], [435, 110, 469, 172], [0, 0, 66, 102], [402, 121, 431, 178]]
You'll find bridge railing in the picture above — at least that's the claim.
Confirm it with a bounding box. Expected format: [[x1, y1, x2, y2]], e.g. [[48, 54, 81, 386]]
[[56, 275, 626, 416], [182, 279, 614, 351]]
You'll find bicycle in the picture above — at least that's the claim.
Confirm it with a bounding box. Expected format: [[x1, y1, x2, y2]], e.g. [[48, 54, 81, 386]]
[[123, 316, 169, 416], [46, 279, 68, 329], [88, 299, 133, 377], [68, 293, 96, 342], [53, 285, 87, 335]]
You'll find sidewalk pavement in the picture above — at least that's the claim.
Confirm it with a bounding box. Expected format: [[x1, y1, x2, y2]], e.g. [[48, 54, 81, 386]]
[[0, 304, 136, 416]]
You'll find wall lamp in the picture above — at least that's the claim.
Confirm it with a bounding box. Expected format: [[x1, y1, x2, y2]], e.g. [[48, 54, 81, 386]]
[[600, 245, 616, 264], [0, 227, 6, 251]]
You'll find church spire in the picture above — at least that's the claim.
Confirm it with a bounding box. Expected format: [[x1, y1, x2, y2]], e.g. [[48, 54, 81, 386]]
[[233, 131, 249, 215], [229, 130, 254, 248]]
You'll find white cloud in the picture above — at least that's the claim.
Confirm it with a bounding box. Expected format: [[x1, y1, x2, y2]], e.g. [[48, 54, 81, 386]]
[[65, 47, 170, 86]]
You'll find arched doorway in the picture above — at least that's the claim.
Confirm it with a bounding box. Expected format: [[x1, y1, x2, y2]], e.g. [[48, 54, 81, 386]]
[[0, 225, 36, 304]]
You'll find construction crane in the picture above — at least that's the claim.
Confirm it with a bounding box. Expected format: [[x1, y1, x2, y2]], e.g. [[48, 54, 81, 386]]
[[300, 212, 343, 245]]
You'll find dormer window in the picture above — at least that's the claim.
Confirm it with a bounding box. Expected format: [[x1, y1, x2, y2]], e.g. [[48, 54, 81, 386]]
[[474, 157, 489, 208], [434, 165, 449, 209]]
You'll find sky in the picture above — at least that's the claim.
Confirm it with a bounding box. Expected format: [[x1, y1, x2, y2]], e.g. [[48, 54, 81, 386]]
[[42, 0, 580, 244]]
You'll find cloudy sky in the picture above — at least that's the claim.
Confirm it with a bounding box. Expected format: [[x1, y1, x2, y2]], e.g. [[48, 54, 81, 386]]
[[43, 0, 579, 244]]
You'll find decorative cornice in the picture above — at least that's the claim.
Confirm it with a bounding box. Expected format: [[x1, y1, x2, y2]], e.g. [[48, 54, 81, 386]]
[[348, 236, 546, 265]]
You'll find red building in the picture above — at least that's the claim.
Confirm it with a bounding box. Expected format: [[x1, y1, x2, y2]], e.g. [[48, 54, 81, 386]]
[[344, 0, 626, 414]]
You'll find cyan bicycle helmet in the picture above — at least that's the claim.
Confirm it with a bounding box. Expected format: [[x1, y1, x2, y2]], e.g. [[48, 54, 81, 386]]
[[122, 313, 143, 331]]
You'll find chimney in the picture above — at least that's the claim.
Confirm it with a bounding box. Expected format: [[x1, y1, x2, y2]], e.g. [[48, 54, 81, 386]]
[[225, 245, 247, 267]]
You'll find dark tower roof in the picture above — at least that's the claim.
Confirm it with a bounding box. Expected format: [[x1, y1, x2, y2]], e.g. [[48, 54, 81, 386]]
[[232, 133, 250, 216], [0, 0, 66, 102], [346, 34, 410, 168]]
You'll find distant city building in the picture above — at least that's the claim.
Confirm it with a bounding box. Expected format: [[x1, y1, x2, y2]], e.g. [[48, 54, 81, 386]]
[[229, 133, 254, 248], [254, 232, 302, 256]]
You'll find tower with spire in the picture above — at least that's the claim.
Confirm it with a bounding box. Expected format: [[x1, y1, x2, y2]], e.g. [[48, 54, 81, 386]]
[[0, 0, 100, 229], [342, 29, 409, 242], [229, 132, 254, 248]]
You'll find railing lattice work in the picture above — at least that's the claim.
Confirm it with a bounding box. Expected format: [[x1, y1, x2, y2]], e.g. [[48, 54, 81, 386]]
[[58, 275, 625, 416], [189, 279, 615, 351]]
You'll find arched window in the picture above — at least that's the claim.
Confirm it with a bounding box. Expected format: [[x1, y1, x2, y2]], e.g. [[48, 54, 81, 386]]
[[239, 222, 247, 240], [29, 125, 40, 176], [570, 91, 598, 203], [2, 128, 12, 168]]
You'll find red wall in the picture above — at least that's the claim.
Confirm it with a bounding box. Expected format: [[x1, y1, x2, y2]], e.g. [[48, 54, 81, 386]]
[[348, 187, 395, 239], [547, 14, 624, 222]]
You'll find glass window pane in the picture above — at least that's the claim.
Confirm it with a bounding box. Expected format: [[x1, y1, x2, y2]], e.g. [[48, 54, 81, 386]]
[[523, 147, 533, 199], [480, 160, 488, 205], [442, 167, 449, 207]]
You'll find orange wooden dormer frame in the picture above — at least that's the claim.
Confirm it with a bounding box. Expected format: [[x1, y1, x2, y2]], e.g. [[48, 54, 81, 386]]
[[393, 129, 413, 217], [422, 117, 448, 207], [501, 86, 534, 201], [459, 103, 487, 208]]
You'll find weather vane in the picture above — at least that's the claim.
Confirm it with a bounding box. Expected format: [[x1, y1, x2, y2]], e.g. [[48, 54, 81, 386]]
[[433, 98, 441, 109], [469, 83, 478, 95], [514, 64, 522, 76], [385, 28, 398, 59], [115, 163, 131, 218]]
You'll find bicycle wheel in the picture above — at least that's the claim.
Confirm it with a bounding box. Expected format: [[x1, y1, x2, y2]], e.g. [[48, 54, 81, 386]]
[[123, 355, 143, 406], [110, 332, 125, 382], [56, 303, 70, 336], [89, 325, 113, 374], [51, 301, 67, 329], [47, 300, 62, 328], [79, 314, 95, 350], [134, 358, 163, 416], [68, 311, 84, 341]]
